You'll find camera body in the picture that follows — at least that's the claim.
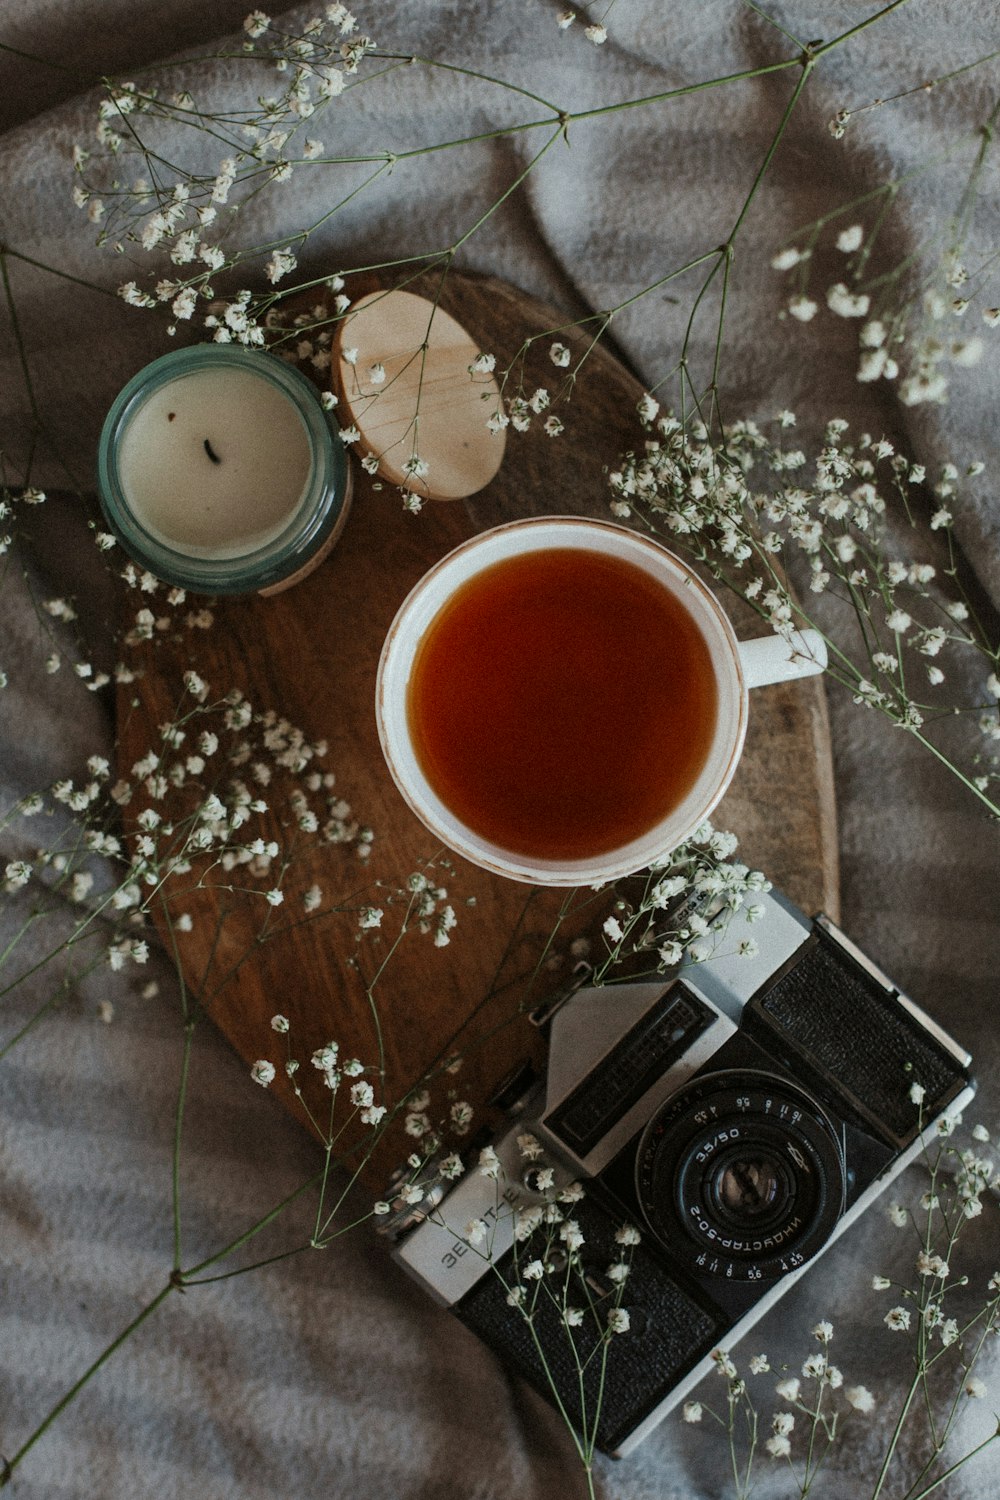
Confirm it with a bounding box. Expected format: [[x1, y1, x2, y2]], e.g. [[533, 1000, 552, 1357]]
[[385, 889, 974, 1457]]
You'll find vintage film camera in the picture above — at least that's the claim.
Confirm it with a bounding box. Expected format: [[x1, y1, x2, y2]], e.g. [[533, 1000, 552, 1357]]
[[380, 888, 975, 1457]]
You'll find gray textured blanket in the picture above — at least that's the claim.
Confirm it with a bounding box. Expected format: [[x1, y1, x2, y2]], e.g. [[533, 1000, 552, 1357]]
[[1, 3, 999, 1498]]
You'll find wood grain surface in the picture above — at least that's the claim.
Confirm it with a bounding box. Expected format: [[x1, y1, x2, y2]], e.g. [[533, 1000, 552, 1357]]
[[116, 271, 838, 1188]]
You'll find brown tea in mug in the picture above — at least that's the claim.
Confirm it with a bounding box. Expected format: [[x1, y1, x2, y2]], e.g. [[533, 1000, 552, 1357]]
[[405, 547, 718, 861]]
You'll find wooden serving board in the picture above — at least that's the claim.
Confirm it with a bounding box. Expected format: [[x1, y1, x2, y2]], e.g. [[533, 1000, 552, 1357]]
[[116, 271, 838, 1187]]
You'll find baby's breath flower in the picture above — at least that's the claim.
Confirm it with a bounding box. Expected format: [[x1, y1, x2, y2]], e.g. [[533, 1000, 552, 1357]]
[[682, 1401, 703, 1422], [266, 247, 298, 284], [788, 294, 818, 322], [827, 282, 870, 318], [244, 10, 270, 38], [845, 1385, 876, 1413], [836, 224, 864, 253], [559, 1219, 584, 1252], [251, 1059, 276, 1087], [478, 1145, 501, 1180], [884, 1306, 911, 1332]]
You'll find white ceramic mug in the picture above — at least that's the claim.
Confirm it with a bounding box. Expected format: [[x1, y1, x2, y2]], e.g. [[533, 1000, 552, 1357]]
[[376, 517, 826, 885]]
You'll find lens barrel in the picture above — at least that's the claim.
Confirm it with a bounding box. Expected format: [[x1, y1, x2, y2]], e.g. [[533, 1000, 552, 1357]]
[[635, 1069, 846, 1282]]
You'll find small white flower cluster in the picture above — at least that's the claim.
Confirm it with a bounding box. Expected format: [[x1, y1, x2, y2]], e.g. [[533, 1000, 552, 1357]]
[[771, 224, 995, 405], [75, 9, 377, 330], [405, 869, 458, 947], [591, 821, 769, 979], [31, 621, 381, 984], [116, 692, 368, 898], [462, 1134, 641, 1344], [252, 1024, 387, 1132], [871, 1116, 1000, 1416], [0, 753, 166, 980], [613, 407, 998, 773], [484, 335, 583, 444], [395, 1066, 476, 1162], [264, 288, 353, 385], [555, 10, 608, 45], [692, 1323, 877, 1465]]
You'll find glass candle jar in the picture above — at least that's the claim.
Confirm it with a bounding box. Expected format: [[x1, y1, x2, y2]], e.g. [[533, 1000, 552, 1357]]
[[97, 344, 352, 595]]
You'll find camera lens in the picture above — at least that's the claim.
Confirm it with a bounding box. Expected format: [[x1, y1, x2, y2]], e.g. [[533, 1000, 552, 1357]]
[[635, 1070, 846, 1282], [711, 1147, 791, 1226]]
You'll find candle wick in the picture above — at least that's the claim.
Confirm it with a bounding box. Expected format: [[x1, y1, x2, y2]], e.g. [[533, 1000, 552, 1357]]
[[204, 439, 222, 464]]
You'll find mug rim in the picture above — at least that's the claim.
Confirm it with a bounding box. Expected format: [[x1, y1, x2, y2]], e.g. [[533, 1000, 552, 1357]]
[[376, 516, 749, 885]]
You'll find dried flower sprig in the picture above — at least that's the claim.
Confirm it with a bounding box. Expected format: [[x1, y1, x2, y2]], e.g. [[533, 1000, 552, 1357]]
[[681, 1114, 1000, 1498], [432, 1135, 639, 1500], [610, 404, 1000, 817], [772, 83, 1000, 412], [63, 1, 986, 476], [591, 822, 771, 980]]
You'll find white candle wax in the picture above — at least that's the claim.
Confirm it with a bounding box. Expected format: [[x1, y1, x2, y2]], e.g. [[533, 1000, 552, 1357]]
[[118, 366, 313, 558]]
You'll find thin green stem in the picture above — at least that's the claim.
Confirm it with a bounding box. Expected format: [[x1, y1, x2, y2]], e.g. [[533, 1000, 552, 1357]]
[[378, 50, 563, 115], [0, 40, 78, 73], [180, 1168, 324, 1279], [0, 245, 119, 299], [171, 1022, 194, 1271], [907, 1433, 1000, 1500], [813, 0, 916, 58], [741, 0, 806, 49], [729, 60, 814, 245], [451, 125, 564, 254], [0, 1282, 175, 1486]]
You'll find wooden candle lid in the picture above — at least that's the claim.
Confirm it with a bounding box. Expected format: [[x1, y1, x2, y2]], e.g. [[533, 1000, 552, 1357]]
[[333, 289, 507, 501]]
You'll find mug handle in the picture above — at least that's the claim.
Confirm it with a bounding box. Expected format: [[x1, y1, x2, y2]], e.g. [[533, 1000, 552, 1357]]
[[738, 628, 828, 690]]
